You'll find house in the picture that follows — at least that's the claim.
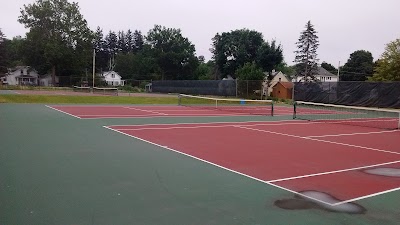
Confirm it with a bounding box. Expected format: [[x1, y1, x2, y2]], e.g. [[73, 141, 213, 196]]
[[293, 67, 338, 82], [102, 71, 125, 86], [3, 66, 39, 85], [39, 74, 59, 87], [271, 82, 293, 100], [263, 70, 290, 96]]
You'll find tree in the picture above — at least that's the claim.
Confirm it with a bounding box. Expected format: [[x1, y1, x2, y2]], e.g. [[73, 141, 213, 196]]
[[369, 39, 400, 81], [125, 29, 134, 53], [93, 27, 108, 72], [19, 0, 93, 84], [0, 28, 4, 44], [294, 21, 319, 82], [133, 30, 144, 52], [117, 31, 127, 54], [3, 36, 26, 68], [276, 62, 295, 79], [321, 62, 337, 74], [105, 31, 118, 69], [194, 60, 215, 80], [340, 50, 374, 81], [235, 62, 264, 80], [256, 40, 283, 73], [211, 29, 263, 77], [211, 29, 283, 79], [0, 28, 7, 73], [115, 49, 160, 80], [146, 25, 198, 80]]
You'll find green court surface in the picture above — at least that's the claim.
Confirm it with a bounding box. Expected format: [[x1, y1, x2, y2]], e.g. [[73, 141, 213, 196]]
[[1, 104, 400, 225]]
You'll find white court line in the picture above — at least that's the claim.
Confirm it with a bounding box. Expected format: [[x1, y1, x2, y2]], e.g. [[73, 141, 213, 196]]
[[103, 126, 338, 206], [79, 113, 267, 119], [333, 187, 400, 206], [123, 107, 169, 115], [307, 130, 399, 138], [113, 122, 319, 131], [45, 105, 81, 119], [106, 120, 301, 128], [234, 126, 400, 155], [267, 160, 400, 183]]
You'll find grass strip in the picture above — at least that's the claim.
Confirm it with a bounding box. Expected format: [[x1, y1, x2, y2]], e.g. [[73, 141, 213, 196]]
[[0, 95, 178, 104]]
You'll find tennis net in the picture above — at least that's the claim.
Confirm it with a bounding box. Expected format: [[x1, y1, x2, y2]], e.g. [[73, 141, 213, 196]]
[[178, 94, 274, 116], [293, 101, 400, 130], [92, 87, 119, 96], [73, 86, 91, 93]]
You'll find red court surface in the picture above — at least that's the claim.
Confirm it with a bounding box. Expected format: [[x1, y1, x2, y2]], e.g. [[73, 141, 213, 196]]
[[46, 105, 351, 119], [105, 121, 400, 205]]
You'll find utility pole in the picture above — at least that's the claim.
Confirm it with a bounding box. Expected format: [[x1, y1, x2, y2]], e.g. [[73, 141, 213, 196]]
[[92, 49, 96, 88]]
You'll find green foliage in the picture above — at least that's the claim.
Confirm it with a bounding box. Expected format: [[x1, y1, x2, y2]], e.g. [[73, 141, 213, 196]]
[[256, 40, 283, 72], [235, 62, 264, 80], [133, 30, 144, 52], [146, 25, 199, 80], [321, 62, 337, 74], [93, 27, 109, 71], [211, 29, 283, 78], [115, 51, 159, 80], [294, 21, 319, 81], [369, 39, 400, 81], [194, 60, 217, 80], [341, 50, 374, 81], [18, 0, 93, 79], [275, 62, 295, 78]]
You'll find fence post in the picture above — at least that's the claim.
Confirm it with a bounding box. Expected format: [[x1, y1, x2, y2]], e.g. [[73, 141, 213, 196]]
[[246, 81, 249, 98], [235, 79, 238, 98]]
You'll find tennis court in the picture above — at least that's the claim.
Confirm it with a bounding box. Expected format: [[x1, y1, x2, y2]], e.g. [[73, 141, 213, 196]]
[[1, 96, 400, 225]]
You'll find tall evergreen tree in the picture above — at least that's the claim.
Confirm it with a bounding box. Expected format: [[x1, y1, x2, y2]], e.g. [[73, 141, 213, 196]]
[[93, 26, 108, 71], [0, 28, 4, 44], [105, 31, 118, 70], [294, 21, 319, 82], [117, 31, 127, 54], [133, 30, 144, 52], [125, 29, 134, 53]]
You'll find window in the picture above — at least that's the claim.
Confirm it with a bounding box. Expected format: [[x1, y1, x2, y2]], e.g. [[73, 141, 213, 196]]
[[20, 70, 23, 75], [111, 73, 115, 78], [279, 78, 281, 82]]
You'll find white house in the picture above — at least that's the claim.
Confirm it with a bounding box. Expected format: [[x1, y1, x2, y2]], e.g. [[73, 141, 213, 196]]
[[293, 67, 338, 82], [39, 74, 59, 87], [3, 66, 39, 85], [102, 71, 125, 86]]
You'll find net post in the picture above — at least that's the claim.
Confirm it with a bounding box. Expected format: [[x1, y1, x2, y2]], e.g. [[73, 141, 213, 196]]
[[178, 94, 182, 106], [398, 112, 400, 129], [271, 101, 274, 116], [293, 101, 297, 119]]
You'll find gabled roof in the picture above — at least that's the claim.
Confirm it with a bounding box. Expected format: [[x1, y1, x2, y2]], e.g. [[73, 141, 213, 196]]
[[317, 67, 337, 77], [102, 71, 121, 78]]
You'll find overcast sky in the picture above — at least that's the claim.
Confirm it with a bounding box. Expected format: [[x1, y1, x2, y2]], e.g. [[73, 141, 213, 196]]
[[1, 0, 400, 66]]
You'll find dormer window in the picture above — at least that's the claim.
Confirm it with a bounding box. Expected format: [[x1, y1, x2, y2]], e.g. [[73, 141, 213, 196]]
[[20, 70, 23, 75]]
